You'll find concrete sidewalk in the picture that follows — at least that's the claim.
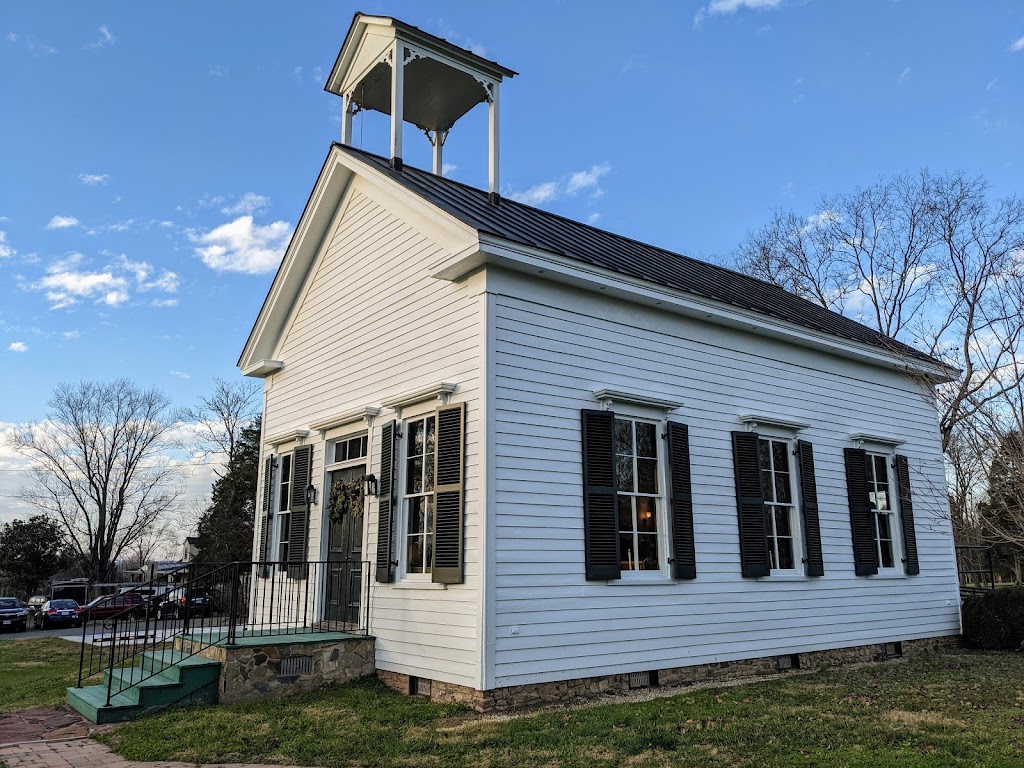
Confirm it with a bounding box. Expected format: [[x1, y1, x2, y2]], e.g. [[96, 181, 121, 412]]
[[0, 738, 308, 768]]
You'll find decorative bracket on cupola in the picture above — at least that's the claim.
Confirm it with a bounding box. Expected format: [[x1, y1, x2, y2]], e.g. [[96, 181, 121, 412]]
[[325, 13, 517, 203]]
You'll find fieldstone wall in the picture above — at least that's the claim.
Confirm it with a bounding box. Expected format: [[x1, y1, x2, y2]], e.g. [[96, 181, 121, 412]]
[[377, 634, 959, 713], [176, 635, 375, 705]]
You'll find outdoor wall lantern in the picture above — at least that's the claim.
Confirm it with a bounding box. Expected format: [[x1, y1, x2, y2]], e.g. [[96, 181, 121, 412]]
[[363, 474, 379, 497], [305, 484, 318, 506]]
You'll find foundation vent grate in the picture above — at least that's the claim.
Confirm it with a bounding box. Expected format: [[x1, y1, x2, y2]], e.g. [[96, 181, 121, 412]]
[[281, 655, 313, 676]]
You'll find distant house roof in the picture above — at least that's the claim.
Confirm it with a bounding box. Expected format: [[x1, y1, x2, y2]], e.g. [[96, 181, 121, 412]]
[[335, 144, 943, 369]]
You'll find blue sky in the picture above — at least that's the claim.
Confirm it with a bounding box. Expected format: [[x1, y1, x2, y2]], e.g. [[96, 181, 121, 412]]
[[1, 0, 1022, 524]]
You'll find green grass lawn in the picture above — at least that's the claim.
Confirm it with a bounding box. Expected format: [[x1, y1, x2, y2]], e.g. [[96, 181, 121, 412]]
[[0, 637, 83, 712], [93, 649, 1024, 768]]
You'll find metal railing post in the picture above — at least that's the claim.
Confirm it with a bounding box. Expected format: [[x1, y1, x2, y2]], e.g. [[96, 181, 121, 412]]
[[227, 562, 240, 645], [105, 615, 117, 706]]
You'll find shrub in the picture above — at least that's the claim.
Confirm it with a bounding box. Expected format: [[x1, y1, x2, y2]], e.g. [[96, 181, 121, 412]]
[[961, 587, 1024, 651]]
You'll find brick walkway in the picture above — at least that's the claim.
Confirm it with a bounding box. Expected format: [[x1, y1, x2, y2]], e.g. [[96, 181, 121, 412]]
[[0, 738, 309, 768]]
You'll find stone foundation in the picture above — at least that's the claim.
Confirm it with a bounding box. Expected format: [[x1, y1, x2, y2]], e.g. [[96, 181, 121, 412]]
[[379, 635, 958, 713], [177, 634, 375, 705]]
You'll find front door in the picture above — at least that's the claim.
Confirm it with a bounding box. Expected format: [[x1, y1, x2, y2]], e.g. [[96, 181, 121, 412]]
[[325, 465, 365, 625]]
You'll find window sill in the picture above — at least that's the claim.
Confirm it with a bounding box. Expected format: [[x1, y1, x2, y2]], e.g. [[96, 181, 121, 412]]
[[757, 572, 810, 582], [606, 577, 677, 586], [391, 580, 447, 590], [867, 571, 907, 580]]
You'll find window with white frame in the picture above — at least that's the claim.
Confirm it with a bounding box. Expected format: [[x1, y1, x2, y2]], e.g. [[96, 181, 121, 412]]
[[614, 417, 663, 572], [865, 452, 898, 569], [758, 437, 798, 571], [403, 414, 436, 575], [277, 453, 292, 567]]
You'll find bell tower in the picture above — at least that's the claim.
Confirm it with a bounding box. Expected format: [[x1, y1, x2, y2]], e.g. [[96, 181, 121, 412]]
[[325, 14, 517, 203]]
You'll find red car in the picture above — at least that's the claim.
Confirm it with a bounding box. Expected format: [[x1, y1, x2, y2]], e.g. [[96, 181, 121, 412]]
[[80, 593, 147, 622]]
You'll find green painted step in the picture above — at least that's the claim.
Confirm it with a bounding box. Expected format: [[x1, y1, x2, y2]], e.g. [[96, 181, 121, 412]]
[[67, 649, 220, 724]]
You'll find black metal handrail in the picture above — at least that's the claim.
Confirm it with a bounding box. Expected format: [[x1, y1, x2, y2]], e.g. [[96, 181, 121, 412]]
[[75, 559, 370, 708], [955, 544, 995, 594]]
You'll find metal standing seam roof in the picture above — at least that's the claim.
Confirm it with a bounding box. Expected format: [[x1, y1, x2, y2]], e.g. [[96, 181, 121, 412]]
[[336, 143, 943, 368]]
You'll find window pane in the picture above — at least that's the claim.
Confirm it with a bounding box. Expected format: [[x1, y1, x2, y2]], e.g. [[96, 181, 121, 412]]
[[407, 457, 424, 493], [618, 496, 634, 532], [407, 537, 424, 573], [334, 443, 346, 463], [408, 497, 425, 534], [278, 514, 289, 540], [865, 455, 876, 484], [775, 507, 792, 536], [874, 455, 888, 484], [775, 472, 792, 504], [616, 455, 634, 492], [425, 496, 434, 537], [620, 534, 636, 570], [876, 511, 891, 540], [637, 458, 658, 494], [426, 417, 436, 456], [637, 534, 659, 570], [758, 439, 771, 471], [777, 537, 794, 569], [636, 496, 657, 532], [424, 533, 433, 569], [408, 419, 423, 457], [875, 489, 889, 511], [424, 451, 435, 492], [615, 419, 633, 456], [772, 441, 789, 473], [761, 470, 774, 502], [636, 422, 657, 458]]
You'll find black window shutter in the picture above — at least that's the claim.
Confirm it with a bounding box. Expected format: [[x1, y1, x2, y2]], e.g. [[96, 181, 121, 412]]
[[287, 445, 312, 579], [796, 440, 824, 577], [581, 409, 620, 580], [844, 448, 878, 576], [731, 431, 770, 577], [375, 421, 397, 583], [432, 402, 466, 584], [258, 455, 274, 578], [667, 422, 697, 580], [894, 454, 920, 575]]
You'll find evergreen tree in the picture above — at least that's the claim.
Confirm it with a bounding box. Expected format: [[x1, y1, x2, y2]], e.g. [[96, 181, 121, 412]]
[[977, 430, 1024, 583], [194, 417, 261, 563], [0, 515, 74, 598]]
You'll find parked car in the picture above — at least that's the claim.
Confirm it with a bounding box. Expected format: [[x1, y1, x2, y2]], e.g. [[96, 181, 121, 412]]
[[80, 592, 147, 622], [32, 599, 81, 630], [155, 588, 216, 619], [0, 597, 29, 632], [25, 594, 47, 617]]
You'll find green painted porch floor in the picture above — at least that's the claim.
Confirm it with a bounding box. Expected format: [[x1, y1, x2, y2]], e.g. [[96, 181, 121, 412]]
[[181, 628, 369, 648]]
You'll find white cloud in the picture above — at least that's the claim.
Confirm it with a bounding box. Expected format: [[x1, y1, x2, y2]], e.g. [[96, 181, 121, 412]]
[[586, 213, 601, 225], [88, 26, 116, 49], [170, 370, 190, 380], [1011, 35, 1024, 53], [191, 215, 292, 274], [29, 252, 177, 309], [62, 330, 80, 339], [897, 66, 912, 84], [101, 290, 129, 307], [441, 163, 457, 177], [566, 163, 611, 195], [8, 342, 28, 353], [986, 79, 998, 91], [46, 215, 79, 230], [511, 181, 559, 206], [152, 298, 178, 308], [113, 254, 180, 292], [695, 0, 783, 27], [221, 193, 271, 216], [79, 173, 110, 185], [209, 65, 227, 78], [0, 231, 15, 259], [509, 162, 612, 207], [709, 0, 783, 12]]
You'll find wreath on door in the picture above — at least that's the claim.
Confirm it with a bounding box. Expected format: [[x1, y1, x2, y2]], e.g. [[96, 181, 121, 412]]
[[328, 477, 365, 523]]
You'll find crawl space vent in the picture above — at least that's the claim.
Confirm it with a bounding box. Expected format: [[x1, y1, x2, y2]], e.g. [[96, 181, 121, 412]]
[[280, 655, 313, 676]]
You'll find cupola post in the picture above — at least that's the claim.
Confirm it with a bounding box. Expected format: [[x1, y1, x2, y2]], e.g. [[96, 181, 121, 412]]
[[325, 13, 516, 201]]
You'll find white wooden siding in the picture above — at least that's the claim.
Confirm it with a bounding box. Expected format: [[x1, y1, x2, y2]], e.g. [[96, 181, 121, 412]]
[[260, 176, 484, 689], [486, 270, 960, 688]]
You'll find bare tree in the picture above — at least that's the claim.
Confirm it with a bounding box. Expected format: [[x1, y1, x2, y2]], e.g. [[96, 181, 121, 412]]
[[180, 377, 261, 470], [735, 170, 1024, 453], [6, 379, 183, 582], [120, 518, 179, 572]]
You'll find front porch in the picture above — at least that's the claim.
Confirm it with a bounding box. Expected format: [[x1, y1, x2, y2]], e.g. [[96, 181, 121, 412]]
[[67, 559, 374, 723]]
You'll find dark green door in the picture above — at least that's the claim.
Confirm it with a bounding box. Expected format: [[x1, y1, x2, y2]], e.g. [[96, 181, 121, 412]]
[[326, 465, 365, 624]]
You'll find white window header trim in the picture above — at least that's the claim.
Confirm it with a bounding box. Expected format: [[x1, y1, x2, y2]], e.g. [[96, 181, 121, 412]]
[[740, 414, 810, 433], [592, 388, 683, 413], [849, 432, 905, 448]]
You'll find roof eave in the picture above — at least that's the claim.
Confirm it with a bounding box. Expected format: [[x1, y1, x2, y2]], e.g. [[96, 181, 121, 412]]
[[434, 235, 958, 383]]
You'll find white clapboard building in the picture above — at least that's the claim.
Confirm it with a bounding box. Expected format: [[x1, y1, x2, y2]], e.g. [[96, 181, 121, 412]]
[[239, 13, 961, 708]]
